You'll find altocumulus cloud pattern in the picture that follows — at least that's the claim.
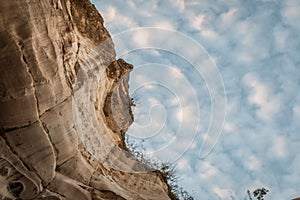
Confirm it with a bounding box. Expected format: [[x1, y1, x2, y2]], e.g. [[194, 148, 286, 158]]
[[92, 0, 300, 199]]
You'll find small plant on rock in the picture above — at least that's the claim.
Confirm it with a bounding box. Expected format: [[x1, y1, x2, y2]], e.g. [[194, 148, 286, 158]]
[[130, 94, 141, 107], [125, 137, 194, 200], [247, 188, 269, 200]]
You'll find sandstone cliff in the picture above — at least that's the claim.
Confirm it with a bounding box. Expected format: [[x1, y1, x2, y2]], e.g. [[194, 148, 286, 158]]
[[0, 0, 171, 199]]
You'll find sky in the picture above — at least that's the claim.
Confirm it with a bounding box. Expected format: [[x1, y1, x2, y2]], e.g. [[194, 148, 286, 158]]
[[91, 0, 300, 199]]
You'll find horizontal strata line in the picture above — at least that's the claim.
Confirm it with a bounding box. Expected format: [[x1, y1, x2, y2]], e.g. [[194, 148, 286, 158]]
[[2, 120, 39, 133], [1, 96, 72, 133]]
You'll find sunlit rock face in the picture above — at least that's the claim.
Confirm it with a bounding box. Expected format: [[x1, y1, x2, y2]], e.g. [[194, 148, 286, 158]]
[[0, 0, 170, 199]]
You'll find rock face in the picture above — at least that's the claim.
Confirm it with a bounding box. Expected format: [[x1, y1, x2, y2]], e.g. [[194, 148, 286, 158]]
[[0, 0, 171, 199]]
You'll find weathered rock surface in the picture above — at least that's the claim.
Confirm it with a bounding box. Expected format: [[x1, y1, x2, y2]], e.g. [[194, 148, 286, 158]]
[[0, 0, 171, 199]]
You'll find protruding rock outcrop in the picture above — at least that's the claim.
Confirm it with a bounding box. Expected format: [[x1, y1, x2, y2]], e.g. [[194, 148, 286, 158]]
[[0, 0, 170, 199]]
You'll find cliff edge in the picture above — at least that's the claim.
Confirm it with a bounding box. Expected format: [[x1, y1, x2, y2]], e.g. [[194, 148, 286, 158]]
[[0, 0, 170, 199]]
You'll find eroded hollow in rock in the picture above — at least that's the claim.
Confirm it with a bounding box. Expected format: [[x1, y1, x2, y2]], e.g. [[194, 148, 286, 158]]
[[7, 182, 24, 198], [0, 166, 8, 176]]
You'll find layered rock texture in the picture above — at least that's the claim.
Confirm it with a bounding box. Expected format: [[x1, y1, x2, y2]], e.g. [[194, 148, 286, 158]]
[[0, 0, 171, 199]]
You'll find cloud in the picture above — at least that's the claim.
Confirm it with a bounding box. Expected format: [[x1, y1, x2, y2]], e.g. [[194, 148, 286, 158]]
[[173, 0, 185, 12], [133, 29, 150, 46], [220, 7, 239, 28], [213, 187, 235, 200], [293, 105, 300, 122], [243, 73, 281, 121], [191, 14, 205, 31], [281, 3, 300, 30], [92, 0, 300, 199], [198, 161, 220, 179], [270, 136, 289, 158]]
